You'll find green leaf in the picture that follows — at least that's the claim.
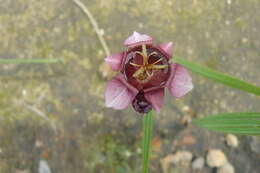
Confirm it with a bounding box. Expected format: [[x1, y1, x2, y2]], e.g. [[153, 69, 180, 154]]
[[0, 58, 62, 64], [194, 112, 260, 135], [173, 56, 260, 96], [142, 111, 153, 173]]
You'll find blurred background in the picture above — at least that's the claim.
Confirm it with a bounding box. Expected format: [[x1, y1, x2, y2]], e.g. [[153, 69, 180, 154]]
[[0, 0, 259, 172]]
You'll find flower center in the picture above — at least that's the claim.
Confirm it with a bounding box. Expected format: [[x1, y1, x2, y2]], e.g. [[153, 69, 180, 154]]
[[123, 44, 170, 91], [130, 44, 168, 83]]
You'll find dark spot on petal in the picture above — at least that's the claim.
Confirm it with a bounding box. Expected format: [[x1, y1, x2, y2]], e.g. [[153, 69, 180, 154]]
[[132, 91, 152, 114]]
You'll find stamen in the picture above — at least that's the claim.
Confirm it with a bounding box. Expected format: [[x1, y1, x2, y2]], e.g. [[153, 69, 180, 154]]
[[148, 65, 168, 70], [135, 52, 145, 58], [134, 44, 149, 66], [146, 70, 153, 77], [135, 52, 146, 65], [133, 67, 145, 78], [130, 62, 142, 67], [148, 52, 157, 57], [142, 44, 148, 65], [131, 45, 168, 81], [142, 44, 148, 58], [151, 58, 163, 65]]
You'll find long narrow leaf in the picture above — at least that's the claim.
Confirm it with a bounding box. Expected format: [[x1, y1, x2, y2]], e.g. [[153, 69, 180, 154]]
[[173, 56, 260, 96], [0, 58, 62, 64], [194, 112, 260, 135]]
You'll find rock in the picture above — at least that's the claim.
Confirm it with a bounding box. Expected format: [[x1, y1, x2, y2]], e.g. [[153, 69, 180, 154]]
[[35, 140, 44, 148], [217, 163, 235, 173], [171, 150, 193, 165], [160, 150, 193, 172], [250, 136, 260, 154], [38, 160, 51, 173], [206, 149, 228, 168], [225, 134, 239, 148], [180, 115, 192, 125], [160, 154, 175, 172], [179, 135, 197, 146], [192, 157, 205, 170]]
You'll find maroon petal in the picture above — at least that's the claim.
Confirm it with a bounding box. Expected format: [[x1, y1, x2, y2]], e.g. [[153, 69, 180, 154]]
[[123, 31, 153, 47], [105, 74, 138, 110], [167, 63, 193, 98], [105, 52, 124, 71], [157, 42, 173, 59], [144, 89, 165, 113]]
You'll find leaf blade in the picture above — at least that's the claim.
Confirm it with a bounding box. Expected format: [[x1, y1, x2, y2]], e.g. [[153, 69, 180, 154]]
[[173, 56, 260, 95], [0, 58, 62, 64], [195, 112, 260, 135]]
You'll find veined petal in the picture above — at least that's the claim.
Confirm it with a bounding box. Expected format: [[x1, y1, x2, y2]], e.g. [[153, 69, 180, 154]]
[[105, 52, 124, 71], [157, 42, 173, 59], [105, 74, 137, 110], [124, 31, 153, 47], [144, 89, 165, 113], [167, 63, 193, 98]]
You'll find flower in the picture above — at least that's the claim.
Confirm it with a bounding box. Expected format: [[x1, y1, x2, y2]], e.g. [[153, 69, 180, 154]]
[[104, 32, 193, 114]]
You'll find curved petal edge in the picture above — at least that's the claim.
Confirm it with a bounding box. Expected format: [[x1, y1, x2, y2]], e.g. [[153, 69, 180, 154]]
[[105, 52, 124, 71], [166, 63, 193, 98], [123, 31, 153, 47], [144, 89, 165, 113], [105, 75, 137, 110], [157, 42, 173, 59]]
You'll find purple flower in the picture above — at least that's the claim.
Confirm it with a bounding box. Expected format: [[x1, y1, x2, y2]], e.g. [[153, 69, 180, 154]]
[[104, 32, 193, 114]]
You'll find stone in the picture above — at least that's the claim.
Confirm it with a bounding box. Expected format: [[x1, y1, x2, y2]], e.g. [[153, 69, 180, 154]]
[[192, 157, 205, 170], [160, 154, 175, 172], [160, 150, 193, 172], [217, 163, 235, 173], [206, 149, 228, 168], [250, 136, 260, 154], [180, 115, 192, 125], [179, 135, 197, 146], [38, 160, 52, 173], [171, 150, 193, 165], [225, 134, 239, 148]]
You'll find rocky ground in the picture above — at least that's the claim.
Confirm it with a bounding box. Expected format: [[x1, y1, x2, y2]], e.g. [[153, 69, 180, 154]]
[[0, 0, 259, 173]]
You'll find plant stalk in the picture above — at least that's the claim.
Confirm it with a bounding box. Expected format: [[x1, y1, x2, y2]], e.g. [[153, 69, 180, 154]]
[[142, 111, 153, 173]]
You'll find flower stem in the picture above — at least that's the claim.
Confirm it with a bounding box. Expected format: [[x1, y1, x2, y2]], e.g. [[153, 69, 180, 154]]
[[142, 111, 153, 173]]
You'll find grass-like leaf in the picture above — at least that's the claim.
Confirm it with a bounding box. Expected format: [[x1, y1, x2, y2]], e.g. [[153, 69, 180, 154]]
[[173, 56, 260, 96], [0, 58, 62, 64], [194, 112, 260, 135], [142, 111, 153, 173]]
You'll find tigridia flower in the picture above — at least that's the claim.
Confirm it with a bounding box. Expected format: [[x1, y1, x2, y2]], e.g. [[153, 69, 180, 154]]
[[104, 32, 193, 114]]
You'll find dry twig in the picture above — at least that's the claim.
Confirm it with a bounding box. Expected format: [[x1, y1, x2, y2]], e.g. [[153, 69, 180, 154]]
[[73, 0, 110, 56], [24, 103, 57, 134]]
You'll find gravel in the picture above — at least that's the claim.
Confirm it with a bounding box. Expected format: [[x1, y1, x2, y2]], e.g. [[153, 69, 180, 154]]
[[206, 149, 228, 168], [225, 134, 239, 148]]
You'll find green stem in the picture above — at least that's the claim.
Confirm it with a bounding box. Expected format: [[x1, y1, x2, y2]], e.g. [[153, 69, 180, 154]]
[[142, 111, 153, 173]]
